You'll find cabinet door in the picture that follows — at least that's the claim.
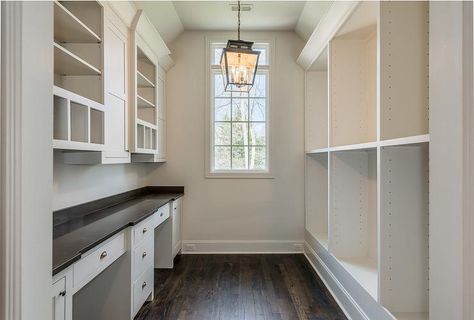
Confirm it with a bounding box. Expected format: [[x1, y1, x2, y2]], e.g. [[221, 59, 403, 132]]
[[103, 10, 130, 161], [172, 198, 182, 257], [52, 278, 66, 320]]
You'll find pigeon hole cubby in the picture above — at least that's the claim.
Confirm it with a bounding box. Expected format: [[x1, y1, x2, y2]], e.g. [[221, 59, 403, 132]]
[[130, 37, 159, 154], [53, 1, 105, 151], [330, 149, 378, 299], [329, 1, 377, 148], [305, 153, 329, 249], [303, 2, 430, 318], [380, 145, 429, 320]]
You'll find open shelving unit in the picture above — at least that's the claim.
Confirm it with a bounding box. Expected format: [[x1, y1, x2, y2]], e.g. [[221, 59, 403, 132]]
[[53, 86, 105, 151], [303, 2, 430, 319], [305, 153, 329, 249], [330, 149, 378, 299], [53, 0, 105, 152]]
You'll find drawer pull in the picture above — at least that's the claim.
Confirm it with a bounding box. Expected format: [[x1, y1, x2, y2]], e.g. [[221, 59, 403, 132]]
[[142, 252, 147, 258], [100, 251, 108, 260], [160, 212, 163, 217], [59, 290, 66, 297], [142, 281, 147, 289], [142, 227, 148, 234]]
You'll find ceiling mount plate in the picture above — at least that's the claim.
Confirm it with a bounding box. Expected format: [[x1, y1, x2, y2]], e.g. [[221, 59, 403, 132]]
[[230, 3, 253, 12]]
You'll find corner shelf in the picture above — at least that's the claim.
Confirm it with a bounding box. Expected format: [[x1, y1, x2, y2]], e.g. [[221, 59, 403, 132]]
[[137, 70, 155, 88], [137, 94, 155, 108], [54, 43, 101, 76], [54, 1, 101, 43]]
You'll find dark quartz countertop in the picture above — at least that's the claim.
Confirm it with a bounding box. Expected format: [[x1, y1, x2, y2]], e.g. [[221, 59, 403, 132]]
[[52, 186, 184, 275]]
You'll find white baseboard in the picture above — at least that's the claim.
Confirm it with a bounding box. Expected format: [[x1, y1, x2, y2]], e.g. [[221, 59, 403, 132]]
[[303, 232, 394, 320], [304, 242, 367, 320], [181, 240, 305, 254]]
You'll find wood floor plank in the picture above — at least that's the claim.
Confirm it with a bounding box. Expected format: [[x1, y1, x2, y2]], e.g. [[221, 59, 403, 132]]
[[134, 254, 347, 320]]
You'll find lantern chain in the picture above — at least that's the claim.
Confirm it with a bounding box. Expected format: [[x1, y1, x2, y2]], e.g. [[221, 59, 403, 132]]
[[238, 0, 241, 40]]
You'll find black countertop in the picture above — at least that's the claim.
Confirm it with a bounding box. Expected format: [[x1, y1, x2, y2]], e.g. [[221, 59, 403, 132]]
[[53, 186, 184, 275]]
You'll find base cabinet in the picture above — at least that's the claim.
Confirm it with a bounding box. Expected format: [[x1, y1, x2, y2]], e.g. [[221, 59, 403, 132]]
[[155, 198, 182, 268]]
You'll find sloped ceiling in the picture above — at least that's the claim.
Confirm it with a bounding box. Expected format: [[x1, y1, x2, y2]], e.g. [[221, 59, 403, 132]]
[[134, 1, 333, 46]]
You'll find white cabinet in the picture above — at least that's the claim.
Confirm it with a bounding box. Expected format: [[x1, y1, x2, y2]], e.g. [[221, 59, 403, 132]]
[[172, 198, 182, 257], [52, 269, 73, 320], [155, 199, 182, 268], [52, 277, 66, 320]]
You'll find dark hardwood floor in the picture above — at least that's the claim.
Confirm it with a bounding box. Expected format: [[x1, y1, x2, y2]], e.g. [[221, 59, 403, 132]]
[[135, 254, 347, 320]]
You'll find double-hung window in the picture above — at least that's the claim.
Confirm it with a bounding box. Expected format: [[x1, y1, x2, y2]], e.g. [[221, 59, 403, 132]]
[[208, 41, 270, 176]]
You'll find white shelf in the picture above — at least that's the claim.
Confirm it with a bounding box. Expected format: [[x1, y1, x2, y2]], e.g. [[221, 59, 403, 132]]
[[331, 141, 377, 152], [54, 42, 101, 76], [392, 312, 428, 320], [137, 94, 155, 108], [54, 1, 101, 43], [137, 71, 155, 88], [380, 134, 429, 147], [306, 148, 330, 154], [136, 119, 157, 130], [53, 139, 103, 151], [338, 257, 378, 300]]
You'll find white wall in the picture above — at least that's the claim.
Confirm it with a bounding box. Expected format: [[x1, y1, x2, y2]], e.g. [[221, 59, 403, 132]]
[[148, 31, 305, 250], [53, 151, 150, 210]]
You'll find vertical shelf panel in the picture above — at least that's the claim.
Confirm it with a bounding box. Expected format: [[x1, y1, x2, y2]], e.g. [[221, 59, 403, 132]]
[[380, 1, 429, 140], [305, 71, 328, 151], [330, 149, 378, 298], [380, 145, 429, 318], [305, 153, 329, 248], [70, 102, 89, 143], [54, 96, 69, 141], [330, 32, 377, 147]]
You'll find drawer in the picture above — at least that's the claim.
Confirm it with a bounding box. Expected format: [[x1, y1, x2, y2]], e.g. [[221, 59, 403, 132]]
[[133, 214, 155, 247], [73, 232, 126, 289], [133, 235, 154, 280], [133, 266, 154, 316], [154, 203, 170, 228]]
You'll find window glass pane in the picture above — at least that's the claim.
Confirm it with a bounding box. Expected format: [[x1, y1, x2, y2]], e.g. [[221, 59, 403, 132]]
[[215, 123, 231, 145], [250, 123, 266, 146], [254, 47, 267, 65], [215, 99, 231, 121], [214, 74, 230, 98], [249, 147, 266, 170], [232, 123, 249, 146], [232, 147, 248, 169], [249, 99, 266, 121], [215, 147, 231, 170], [249, 74, 266, 97], [214, 47, 224, 65], [231, 99, 248, 121]]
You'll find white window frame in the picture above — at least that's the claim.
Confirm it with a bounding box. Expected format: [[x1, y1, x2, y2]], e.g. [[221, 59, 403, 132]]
[[205, 36, 274, 179]]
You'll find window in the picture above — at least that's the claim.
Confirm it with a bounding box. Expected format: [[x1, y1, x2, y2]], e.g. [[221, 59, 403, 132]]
[[208, 41, 270, 176]]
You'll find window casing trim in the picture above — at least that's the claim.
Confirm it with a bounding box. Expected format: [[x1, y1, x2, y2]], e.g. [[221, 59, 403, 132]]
[[205, 36, 274, 179]]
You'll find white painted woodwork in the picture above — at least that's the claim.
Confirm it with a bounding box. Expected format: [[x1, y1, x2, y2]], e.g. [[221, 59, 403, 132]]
[[54, 1, 101, 43], [305, 154, 328, 249], [380, 145, 429, 317], [379, 2, 429, 140], [132, 267, 154, 315], [329, 31, 377, 147], [303, 2, 432, 319], [305, 71, 328, 152], [72, 232, 126, 289], [52, 277, 66, 320], [172, 198, 183, 257]]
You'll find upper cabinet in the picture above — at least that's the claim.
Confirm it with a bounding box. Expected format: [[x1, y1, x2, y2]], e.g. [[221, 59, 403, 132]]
[[129, 11, 167, 163], [53, 2, 172, 164], [53, 1, 105, 152]]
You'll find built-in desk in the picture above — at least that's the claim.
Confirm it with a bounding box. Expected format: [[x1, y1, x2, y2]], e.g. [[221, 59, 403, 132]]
[[52, 186, 184, 320]]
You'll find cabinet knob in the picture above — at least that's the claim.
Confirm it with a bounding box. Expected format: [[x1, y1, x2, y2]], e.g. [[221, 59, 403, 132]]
[[100, 251, 107, 260], [59, 290, 66, 297], [142, 252, 147, 258], [142, 227, 147, 234], [160, 212, 163, 217], [142, 282, 147, 289]]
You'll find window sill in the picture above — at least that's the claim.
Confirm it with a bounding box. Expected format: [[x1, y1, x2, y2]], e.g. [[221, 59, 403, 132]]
[[206, 171, 274, 179]]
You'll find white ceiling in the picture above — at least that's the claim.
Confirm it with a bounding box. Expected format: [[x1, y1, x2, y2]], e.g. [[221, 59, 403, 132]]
[[134, 1, 333, 46]]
